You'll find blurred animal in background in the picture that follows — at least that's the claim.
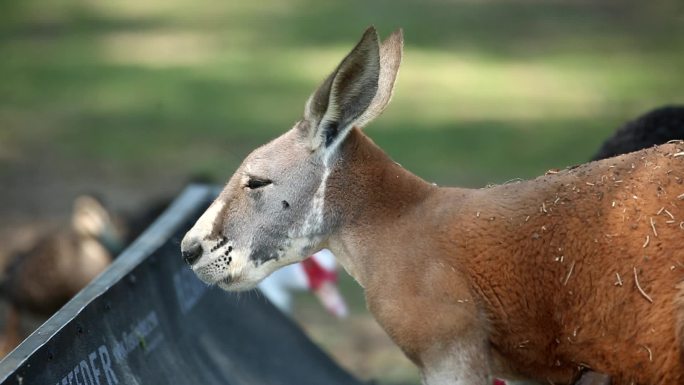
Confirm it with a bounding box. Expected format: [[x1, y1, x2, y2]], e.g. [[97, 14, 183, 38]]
[[0, 195, 125, 357], [592, 105, 684, 161], [258, 249, 348, 318]]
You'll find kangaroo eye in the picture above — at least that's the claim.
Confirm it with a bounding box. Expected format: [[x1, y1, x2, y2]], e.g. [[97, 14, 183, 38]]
[[246, 178, 272, 189]]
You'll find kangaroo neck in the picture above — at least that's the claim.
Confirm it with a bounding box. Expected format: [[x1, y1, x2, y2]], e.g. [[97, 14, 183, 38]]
[[322, 128, 437, 287]]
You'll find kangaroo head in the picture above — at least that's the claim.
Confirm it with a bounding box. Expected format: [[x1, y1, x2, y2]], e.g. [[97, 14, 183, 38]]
[[181, 27, 403, 291]]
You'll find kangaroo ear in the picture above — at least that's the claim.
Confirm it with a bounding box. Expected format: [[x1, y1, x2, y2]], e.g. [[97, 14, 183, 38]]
[[303, 27, 388, 151], [355, 28, 403, 128]]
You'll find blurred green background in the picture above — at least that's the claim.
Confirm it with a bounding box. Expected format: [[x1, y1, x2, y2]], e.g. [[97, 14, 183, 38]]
[[1, 0, 682, 383]]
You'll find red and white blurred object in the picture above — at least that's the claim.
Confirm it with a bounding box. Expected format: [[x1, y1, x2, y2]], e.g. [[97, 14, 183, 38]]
[[257, 249, 348, 318]]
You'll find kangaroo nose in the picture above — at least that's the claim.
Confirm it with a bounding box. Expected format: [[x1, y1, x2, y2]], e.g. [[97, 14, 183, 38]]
[[181, 239, 203, 266]]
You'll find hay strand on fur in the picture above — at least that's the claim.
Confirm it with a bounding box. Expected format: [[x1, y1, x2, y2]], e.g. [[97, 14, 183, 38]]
[[649, 217, 658, 237], [563, 261, 576, 286], [640, 345, 653, 362], [633, 267, 653, 303]]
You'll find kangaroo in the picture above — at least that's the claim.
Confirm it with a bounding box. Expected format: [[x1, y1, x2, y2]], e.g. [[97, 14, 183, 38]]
[[2, 195, 122, 317], [181, 27, 684, 384], [1, 195, 123, 358]]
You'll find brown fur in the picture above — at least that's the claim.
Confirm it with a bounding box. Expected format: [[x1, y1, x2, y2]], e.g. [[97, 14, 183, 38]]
[[325, 129, 684, 384], [2, 232, 112, 316]]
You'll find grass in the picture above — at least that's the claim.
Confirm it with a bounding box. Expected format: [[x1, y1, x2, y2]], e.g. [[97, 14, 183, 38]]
[[2, 0, 683, 184], [1, 0, 683, 383]]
